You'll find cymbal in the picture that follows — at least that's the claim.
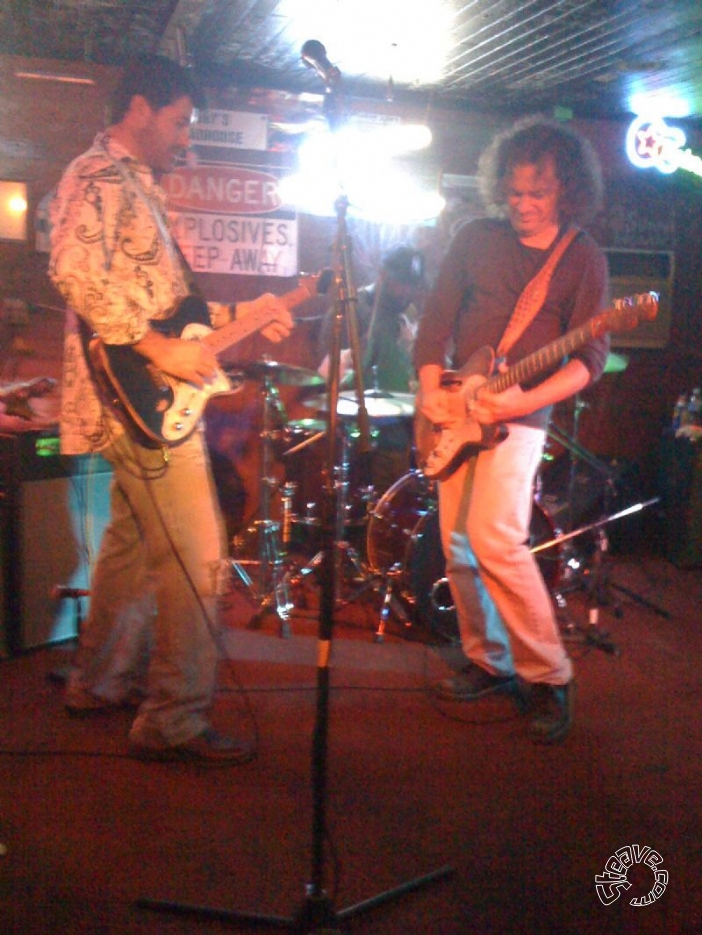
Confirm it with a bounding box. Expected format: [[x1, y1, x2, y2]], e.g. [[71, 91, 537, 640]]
[[305, 389, 416, 419], [238, 359, 325, 387]]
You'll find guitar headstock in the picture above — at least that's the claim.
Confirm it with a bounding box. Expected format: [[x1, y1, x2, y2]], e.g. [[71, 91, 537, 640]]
[[298, 268, 334, 299], [594, 291, 659, 336]]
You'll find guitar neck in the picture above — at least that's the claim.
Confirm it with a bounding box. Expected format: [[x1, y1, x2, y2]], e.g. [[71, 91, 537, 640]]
[[201, 281, 315, 359], [488, 320, 598, 394], [485, 293, 657, 394]]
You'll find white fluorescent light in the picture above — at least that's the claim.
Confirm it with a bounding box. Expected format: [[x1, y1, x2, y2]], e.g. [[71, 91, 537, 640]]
[[14, 71, 95, 86]]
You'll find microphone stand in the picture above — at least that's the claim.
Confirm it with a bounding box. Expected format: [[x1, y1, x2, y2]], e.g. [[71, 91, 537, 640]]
[[137, 44, 453, 934]]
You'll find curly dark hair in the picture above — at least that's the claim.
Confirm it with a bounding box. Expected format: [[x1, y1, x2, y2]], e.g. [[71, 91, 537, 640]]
[[477, 115, 604, 224]]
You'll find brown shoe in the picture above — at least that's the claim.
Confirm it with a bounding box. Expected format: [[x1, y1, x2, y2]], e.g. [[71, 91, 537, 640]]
[[128, 727, 255, 765], [528, 681, 574, 744], [65, 688, 144, 717]]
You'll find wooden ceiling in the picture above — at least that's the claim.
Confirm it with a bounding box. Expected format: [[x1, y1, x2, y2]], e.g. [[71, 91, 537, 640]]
[[2, 0, 702, 122]]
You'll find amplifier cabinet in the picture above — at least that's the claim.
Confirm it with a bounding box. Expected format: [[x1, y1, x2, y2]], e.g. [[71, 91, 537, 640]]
[[0, 433, 111, 656]]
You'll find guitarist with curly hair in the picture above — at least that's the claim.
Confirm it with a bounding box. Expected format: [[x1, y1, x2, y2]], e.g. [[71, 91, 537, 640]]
[[414, 116, 611, 744]]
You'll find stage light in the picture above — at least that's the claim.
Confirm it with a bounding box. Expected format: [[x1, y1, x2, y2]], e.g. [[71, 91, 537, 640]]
[[280, 119, 442, 222]]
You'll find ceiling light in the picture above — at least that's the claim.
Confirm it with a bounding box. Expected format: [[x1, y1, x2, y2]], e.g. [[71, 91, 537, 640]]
[[14, 70, 95, 85]]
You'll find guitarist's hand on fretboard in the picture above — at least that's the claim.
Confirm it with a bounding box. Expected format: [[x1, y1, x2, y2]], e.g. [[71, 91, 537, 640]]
[[235, 293, 294, 344]]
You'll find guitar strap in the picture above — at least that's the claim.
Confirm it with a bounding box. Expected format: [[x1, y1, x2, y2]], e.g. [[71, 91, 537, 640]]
[[496, 224, 580, 358]]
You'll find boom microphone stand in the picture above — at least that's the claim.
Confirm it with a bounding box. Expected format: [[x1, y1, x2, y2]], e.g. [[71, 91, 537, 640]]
[[137, 40, 453, 933]]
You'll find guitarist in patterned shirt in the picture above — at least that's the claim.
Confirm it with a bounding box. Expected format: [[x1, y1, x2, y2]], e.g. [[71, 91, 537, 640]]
[[414, 116, 610, 743], [49, 54, 293, 763]]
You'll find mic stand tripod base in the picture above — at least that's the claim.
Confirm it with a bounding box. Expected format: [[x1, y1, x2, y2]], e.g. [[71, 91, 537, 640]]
[[137, 864, 455, 932]]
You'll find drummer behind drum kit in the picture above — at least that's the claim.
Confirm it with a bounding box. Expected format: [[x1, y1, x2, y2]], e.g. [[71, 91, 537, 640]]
[[228, 359, 661, 645]]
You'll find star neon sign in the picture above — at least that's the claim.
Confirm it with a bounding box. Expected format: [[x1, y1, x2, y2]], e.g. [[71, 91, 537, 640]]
[[626, 115, 702, 177]]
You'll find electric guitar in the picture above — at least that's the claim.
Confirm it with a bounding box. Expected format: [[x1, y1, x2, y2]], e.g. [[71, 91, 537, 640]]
[[88, 272, 328, 447], [0, 377, 57, 420], [415, 291, 659, 481]]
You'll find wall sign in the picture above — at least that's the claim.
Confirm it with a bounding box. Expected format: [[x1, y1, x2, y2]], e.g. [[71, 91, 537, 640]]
[[191, 110, 268, 152], [164, 164, 297, 277]]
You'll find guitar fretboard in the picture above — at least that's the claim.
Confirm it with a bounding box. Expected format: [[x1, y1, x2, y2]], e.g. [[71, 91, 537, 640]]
[[487, 293, 657, 394], [488, 320, 597, 394]]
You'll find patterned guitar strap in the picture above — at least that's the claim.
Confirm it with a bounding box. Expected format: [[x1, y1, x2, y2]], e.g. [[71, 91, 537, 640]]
[[496, 224, 580, 359]]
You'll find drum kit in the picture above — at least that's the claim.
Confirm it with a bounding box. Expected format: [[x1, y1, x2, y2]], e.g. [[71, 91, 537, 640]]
[[226, 357, 587, 643], [227, 357, 446, 639]]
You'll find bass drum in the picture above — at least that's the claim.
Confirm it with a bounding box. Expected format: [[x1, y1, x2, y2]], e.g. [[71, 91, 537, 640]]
[[402, 507, 459, 643], [366, 470, 436, 576], [367, 471, 457, 641]]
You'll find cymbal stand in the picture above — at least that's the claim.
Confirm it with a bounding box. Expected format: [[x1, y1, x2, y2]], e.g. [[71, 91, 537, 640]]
[[231, 370, 293, 638], [289, 424, 376, 606], [545, 409, 670, 629], [533, 496, 669, 655]]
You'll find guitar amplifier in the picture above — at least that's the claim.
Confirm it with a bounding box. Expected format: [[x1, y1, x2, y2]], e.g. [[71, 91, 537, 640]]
[[0, 433, 112, 656]]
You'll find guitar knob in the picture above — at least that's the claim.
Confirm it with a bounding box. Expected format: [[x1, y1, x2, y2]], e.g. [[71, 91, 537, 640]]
[[173, 421, 183, 432], [182, 406, 192, 416]]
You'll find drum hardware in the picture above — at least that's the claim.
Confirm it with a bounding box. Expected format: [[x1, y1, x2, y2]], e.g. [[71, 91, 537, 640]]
[[366, 470, 454, 643], [543, 401, 669, 645], [531, 496, 668, 653], [286, 426, 379, 607], [230, 360, 294, 637]]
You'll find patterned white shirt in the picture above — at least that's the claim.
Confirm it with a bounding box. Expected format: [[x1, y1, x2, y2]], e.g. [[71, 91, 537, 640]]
[[49, 132, 191, 454]]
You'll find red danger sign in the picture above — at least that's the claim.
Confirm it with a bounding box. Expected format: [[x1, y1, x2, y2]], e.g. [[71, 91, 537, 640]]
[[164, 166, 281, 214]]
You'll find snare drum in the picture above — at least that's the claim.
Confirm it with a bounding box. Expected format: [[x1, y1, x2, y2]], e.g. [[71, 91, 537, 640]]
[[283, 419, 373, 528]]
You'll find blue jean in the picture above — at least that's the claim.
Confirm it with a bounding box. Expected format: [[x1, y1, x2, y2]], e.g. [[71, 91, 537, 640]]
[[438, 423, 572, 685], [67, 429, 229, 745]]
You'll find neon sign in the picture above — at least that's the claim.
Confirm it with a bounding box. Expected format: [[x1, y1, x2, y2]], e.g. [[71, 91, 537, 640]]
[[626, 115, 702, 178]]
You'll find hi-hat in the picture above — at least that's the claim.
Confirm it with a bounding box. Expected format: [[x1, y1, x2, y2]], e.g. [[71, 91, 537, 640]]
[[239, 359, 325, 387], [305, 389, 415, 419]]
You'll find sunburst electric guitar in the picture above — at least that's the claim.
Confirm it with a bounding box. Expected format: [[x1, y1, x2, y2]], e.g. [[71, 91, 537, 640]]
[[415, 291, 659, 481], [88, 271, 329, 447]]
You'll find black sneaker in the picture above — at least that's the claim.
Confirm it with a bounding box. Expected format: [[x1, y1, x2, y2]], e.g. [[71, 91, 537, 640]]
[[433, 663, 516, 701], [528, 681, 574, 744]]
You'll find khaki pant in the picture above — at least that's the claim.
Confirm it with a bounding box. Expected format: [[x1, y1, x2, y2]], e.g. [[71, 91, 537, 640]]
[[438, 423, 572, 685], [67, 429, 228, 746]]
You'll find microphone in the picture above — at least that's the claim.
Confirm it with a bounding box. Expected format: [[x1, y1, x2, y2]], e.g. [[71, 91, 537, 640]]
[[301, 40, 340, 89]]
